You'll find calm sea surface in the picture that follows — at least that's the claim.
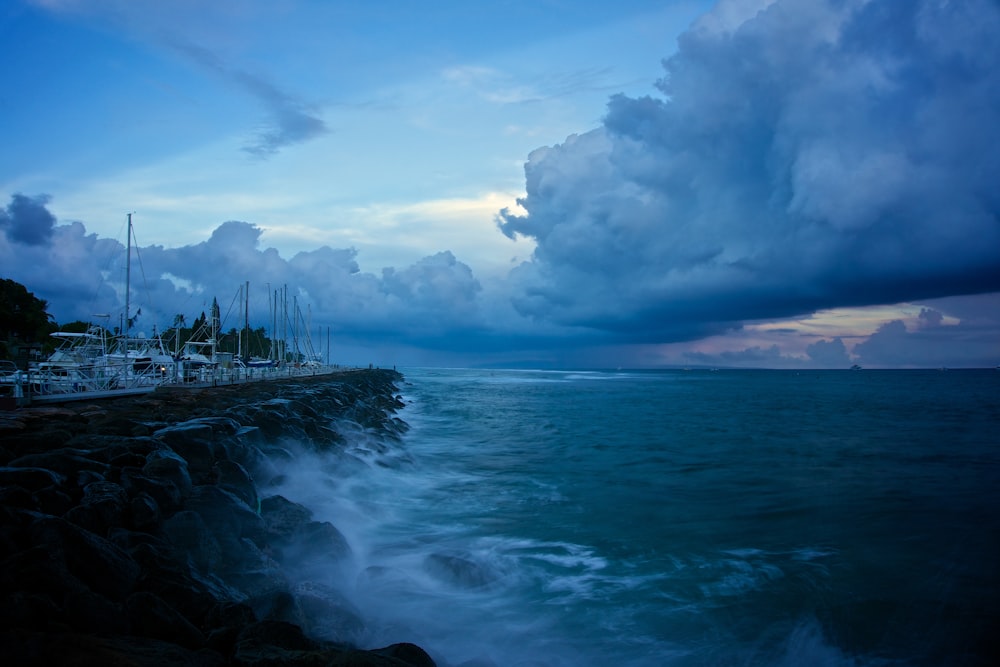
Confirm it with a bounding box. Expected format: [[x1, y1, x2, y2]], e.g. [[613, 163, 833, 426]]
[[269, 368, 1000, 666]]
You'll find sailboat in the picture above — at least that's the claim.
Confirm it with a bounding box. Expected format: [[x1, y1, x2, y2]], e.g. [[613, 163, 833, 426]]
[[20, 213, 177, 403]]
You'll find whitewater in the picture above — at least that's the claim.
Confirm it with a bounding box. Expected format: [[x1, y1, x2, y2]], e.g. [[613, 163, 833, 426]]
[[262, 368, 1000, 666]]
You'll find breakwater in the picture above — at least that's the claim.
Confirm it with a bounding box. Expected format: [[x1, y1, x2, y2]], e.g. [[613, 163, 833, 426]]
[[0, 369, 435, 666]]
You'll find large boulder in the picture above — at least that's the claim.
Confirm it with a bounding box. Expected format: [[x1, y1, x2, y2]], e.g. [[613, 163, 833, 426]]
[[216, 459, 258, 511], [153, 423, 216, 481], [0, 466, 65, 490], [119, 467, 184, 516], [126, 590, 207, 650], [260, 495, 313, 541], [8, 449, 110, 480], [63, 480, 129, 536], [184, 485, 266, 561], [29, 515, 140, 601], [144, 449, 194, 498], [162, 510, 223, 572]]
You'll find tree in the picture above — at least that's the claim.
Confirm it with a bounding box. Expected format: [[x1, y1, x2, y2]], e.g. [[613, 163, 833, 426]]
[[0, 278, 56, 358], [190, 311, 207, 334], [58, 320, 94, 334]]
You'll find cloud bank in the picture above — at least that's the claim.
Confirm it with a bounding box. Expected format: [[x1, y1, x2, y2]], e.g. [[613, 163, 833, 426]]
[[499, 0, 1000, 342], [0, 215, 484, 342]]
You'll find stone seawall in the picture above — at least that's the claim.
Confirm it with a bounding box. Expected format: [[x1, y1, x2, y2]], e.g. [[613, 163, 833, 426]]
[[0, 369, 436, 666]]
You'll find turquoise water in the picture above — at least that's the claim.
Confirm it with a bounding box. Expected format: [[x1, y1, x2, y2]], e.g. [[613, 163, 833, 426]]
[[269, 368, 1000, 666]]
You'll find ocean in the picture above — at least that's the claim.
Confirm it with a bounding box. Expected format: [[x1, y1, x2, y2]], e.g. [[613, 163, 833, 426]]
[[263, 368, 1000, 666]]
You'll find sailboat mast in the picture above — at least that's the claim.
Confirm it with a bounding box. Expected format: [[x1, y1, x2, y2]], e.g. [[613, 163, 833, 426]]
[[282, 285, 288, 363], [124, 213, 132, 363], [237, 284, 243, 360], [244, 280, 250, 362], [293, 295, 300, 363], [270, 286, 276, 362]]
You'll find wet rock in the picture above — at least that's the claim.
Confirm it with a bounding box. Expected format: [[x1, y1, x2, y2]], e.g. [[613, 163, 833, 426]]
[[163, 510, 223, 572], [0, 484, 36, 511], [120, 467, 184, 515], [233, 619, 322, 663], [229, 568, 292, 612], [204, 600, 257, 654], [63, 589, 129, 635], [223, 425, 266, 460], [0, 543, 90, 602], [127, 590, 207, 649], [372, 643, 437, 667], [186, 416, 246, 439], [217, 459, 259, 510], [132, 546, 242, 627], [260, 495, 313, 541], [332, 646, 438, 667], [230, 618, 436, 667], [154, 423, 216, 480], [144, 448, 194, 498], [424, 552, 499, 589], [1, 629, 226, 667], [29, 515, 140, 601], [0, 427, 76, 452], [0, 465, 65, 491], [261, 590, 308, 628], [185, 485, 266, 563], [73, 468, 106, 490], [9, 449, 110, 479], [32, 485, 75, 516], [63, 480, 128, 535], [293, 581, 366, 645], [0, 591, 62, 633], [109, 449, 150, 469], [280, 520, 353, 572], [130, 491, 162, 530]]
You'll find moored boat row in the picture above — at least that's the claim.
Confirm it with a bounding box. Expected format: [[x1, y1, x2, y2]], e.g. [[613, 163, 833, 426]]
[[0, 338, 344, 406], [1, 214, 344, 408]]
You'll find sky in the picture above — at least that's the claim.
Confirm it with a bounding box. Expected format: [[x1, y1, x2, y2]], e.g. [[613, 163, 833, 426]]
[[2, 0, 999, 369]]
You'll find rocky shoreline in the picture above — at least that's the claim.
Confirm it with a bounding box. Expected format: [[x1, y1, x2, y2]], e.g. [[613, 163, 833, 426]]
[[0, 369, 437, 666]]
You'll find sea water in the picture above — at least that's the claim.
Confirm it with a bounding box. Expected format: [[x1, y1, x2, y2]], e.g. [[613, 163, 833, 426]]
[[264, 368, 1000, 666]]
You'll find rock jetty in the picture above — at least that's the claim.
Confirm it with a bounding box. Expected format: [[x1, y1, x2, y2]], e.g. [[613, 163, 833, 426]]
[[0, 369, 436, 666]]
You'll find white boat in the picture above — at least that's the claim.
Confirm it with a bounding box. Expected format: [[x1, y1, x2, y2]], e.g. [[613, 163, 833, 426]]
[[101, 330, 177, 387], [26, 327, 116, 393]]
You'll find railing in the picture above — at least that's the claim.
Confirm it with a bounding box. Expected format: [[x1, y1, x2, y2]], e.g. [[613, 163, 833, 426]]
[[177, 363, 344, 387], [2, 360, 351, 406]]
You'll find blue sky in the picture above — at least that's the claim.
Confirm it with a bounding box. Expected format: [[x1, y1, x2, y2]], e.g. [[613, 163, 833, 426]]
[[2, 0, 999, 369]]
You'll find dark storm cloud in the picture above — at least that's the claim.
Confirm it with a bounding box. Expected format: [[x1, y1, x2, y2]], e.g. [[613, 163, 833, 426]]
[[498, 0, 1000, 342], [0, 193, 56, 246]]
